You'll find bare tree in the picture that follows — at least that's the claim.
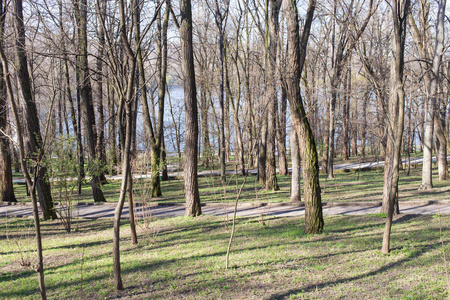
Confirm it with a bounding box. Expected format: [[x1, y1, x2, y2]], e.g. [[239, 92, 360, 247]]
[[14, 0, 57, 219], [0, 6, 16, 203], [180, 0, 202, 217], [381, 0, 410, 254], [325, 0, 373, 179], [409, 0, 447, 189], [284, 0, 323, 234], [73, 0, 106, 202]]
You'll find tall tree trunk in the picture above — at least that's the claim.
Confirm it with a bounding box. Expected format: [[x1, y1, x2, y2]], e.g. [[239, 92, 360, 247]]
[[342, 68, 350, 161], [14, 0, 56, 219], [227, 43, 245, 176], [200, 88, 211, 167], [1, 14, 46, 296], [96, 0, 107, 178], [180, 0, 201, 217], [360, 89, 368, 157], [151, 0, 169, 194], [350, 65, 358, 157], [265, 0, 281, 191], [285, 0, 323, 234], [75, 0, 106, 202], [258, 120, 267, 185], [213, 0, 227, 184], [107, 77, 117, 175], [408, 0, 446, 189], [435, 113, 448, 180], [381, 0, 410, 254], [0, 60, 16, 202], [112, 0, 137, 289], [277, 85, 288, 175]]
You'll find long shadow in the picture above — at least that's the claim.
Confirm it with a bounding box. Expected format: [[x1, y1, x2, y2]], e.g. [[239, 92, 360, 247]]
[[265, 240, 443, 300], [335, 206, 383, 215]]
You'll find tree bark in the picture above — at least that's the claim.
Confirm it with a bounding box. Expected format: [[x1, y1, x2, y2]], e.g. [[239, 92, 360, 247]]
[[96, 0, 107, 177], [290, 127, 301, 202], [408, 0, 446, 189], [277, 85, 288, 176], [285, 0, 323, 234], [381, 0, 410, 254], [1, 15, 46, 296], [75, 0, 106, 202], [112, 0, 137, 289], [265, 0, 281, 191], [14, 0, 56, 219], [180, 0, 201, 217], [0, 53, 16, 202]]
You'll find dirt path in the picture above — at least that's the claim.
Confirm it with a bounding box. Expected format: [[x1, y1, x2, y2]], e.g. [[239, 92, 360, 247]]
[[1, 201, 450, 219]]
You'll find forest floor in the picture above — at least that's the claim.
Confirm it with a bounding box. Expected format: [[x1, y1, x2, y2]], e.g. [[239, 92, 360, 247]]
[[1, 214, 449, 299], [2, 157, 450, 299]]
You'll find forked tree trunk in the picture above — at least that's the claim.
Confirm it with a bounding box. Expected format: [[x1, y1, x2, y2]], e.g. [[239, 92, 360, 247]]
[[112, 0, 137, 289]]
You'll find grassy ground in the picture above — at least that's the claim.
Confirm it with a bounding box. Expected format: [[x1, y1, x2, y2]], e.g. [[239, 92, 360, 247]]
[[10, 162, 450, 205], [1, 214, 449, 299]]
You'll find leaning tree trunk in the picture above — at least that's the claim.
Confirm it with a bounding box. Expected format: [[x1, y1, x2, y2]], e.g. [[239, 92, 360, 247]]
[[1, 17, 46, 296], [285, 0, 323, 234], [180, 0, 201, 217]]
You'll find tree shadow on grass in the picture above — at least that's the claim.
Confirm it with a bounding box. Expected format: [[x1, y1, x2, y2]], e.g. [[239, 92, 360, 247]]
[[264, 240, 444, 300]]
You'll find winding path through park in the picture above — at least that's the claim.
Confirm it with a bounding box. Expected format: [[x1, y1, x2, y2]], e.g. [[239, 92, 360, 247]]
[[3, 156, 450, 218]]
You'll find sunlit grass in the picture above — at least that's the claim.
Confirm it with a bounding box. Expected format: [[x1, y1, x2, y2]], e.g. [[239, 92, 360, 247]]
[[1, 214, 449, 299]]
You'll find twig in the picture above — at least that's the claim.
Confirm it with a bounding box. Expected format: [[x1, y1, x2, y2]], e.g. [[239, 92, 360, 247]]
[[225, 175, 248, 269]]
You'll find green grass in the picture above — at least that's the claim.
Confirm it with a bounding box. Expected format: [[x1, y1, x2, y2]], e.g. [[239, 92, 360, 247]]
[[1, 214, 449, 299], [11, 161, 450, 205]]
